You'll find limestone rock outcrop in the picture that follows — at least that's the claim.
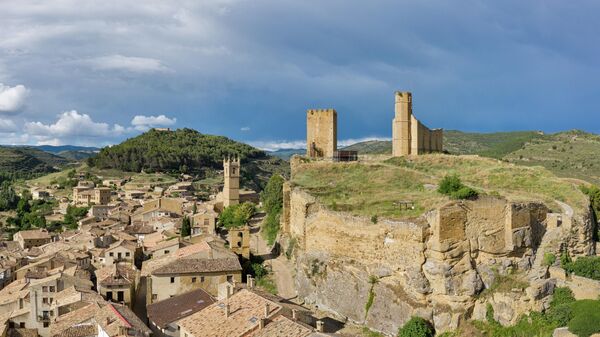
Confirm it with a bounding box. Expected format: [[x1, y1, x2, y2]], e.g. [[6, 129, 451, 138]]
[[281, 184, 594, 335]]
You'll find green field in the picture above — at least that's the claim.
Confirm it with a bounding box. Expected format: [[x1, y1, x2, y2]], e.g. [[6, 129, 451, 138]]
[[292, 154, 588, 220]]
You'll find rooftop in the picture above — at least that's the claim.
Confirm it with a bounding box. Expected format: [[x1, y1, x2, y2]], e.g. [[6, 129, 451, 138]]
[[147, 288, 215, 328]]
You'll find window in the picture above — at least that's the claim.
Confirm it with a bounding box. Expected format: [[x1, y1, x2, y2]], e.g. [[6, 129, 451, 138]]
[[227, 275, 233, 282], [42, 286, 48, 292], [191, 277, 196, 283], [106, 291, 113, 301], [43, 322, 49, 328], [19, 322, 25, 328], [117, 291, 124, 302], [125, 252, 130, 257], [200, 276, 205, 283], [49, 286, 55, 292], [42, 297, 48, 304], [170, 277, 175, 283], [109, 252, 114, 257], [164, 250, 170, 254], [152, 294, 157, 300]]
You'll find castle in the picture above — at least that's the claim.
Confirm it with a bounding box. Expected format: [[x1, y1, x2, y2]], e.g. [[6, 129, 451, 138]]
[[392, 91, 443, 156], [306, 91, 442, 158]]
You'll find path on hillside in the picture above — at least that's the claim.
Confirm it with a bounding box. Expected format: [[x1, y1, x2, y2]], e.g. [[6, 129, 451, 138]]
[[248, 213, 297, 299]]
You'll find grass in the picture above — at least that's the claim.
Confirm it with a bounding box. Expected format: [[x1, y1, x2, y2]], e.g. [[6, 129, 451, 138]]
[[291, 154, 588, 220], [256, 275, 277, 294]]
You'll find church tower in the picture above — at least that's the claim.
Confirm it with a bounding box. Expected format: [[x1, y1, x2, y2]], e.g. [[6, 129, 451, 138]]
[[223, 156, 240, 207]]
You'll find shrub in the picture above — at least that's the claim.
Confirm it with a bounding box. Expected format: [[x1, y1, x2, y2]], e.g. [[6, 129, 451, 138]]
[[565, 256, 600, 280], [397, 317, 434, 337], [371, 215, 378, 224], [568, 300, 600, 337], [543, 252, 557, 266], [437, 174, 478, 200]]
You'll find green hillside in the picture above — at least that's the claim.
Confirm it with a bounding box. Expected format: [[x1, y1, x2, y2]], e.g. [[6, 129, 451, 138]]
[[343, 130, 600, 185], [0, 146, 73, 178], [87, 128, 289, 190], [505, 130, 600, 185]]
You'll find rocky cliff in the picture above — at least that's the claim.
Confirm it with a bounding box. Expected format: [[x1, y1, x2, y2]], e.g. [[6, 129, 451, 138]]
[[281, 167, 594, 335]]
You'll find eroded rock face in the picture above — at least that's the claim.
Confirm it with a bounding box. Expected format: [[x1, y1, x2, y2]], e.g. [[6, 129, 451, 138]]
[[282, 187, 593, 335]]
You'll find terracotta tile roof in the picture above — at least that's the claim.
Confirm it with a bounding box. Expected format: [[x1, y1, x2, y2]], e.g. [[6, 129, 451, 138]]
[[152, 257, 241, 275], [8, 328, 39, 337], [246, 315, 313, 337], [95, 263, 137, 287], [147, 288, 215, 329], [178, 289, 281, 337], [51, 303, 100, 336], [53, 324, 97, 337], [96, 303, 151, 336], [15, 229, 51, 240]]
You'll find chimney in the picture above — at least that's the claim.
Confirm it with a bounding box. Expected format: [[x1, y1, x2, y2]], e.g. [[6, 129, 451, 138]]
[[226, 285, 231, 299], [316, 320, 324, 333], [292, 309, 298, 321], [225, 302, 230, 318], [264, 303, 270, 318], [259, 318, 265, 329]]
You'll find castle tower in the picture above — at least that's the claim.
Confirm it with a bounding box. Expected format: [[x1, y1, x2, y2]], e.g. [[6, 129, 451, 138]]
[[223, 156, 240, 207], [392, 91, 412, 156], [306, 109, 337, 158]]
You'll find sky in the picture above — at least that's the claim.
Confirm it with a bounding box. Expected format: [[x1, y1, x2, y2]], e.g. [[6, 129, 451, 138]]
[[1, 1, 600, 150]]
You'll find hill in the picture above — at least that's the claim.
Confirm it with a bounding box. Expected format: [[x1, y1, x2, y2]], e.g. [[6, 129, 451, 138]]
[[0, 146, 77, 178], [292, 154, 588, 220], [268, 148, 305, 160], [56, 150, 97, 161], [343, 130, 600, 185], [87, 128, 289, 190]]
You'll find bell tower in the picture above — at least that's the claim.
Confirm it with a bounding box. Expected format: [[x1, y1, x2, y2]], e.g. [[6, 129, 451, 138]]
[[223, 156, 240, 207]]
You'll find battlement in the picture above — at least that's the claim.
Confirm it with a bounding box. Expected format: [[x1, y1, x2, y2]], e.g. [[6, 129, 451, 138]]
[[394, 91, 412, 103], [307, 108, 337, 114]]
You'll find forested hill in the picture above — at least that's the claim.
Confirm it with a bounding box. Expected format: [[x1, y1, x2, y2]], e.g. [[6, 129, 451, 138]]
[[87, 128, 289, 190], [0, 146, 72, 179]]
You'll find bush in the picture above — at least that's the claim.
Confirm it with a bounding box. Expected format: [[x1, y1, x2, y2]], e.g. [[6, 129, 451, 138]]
[[568, 300, 600, 337], [397, 317, 434, 337], [543, 252, 557, 266], [437, 174, 478, 200], [565, 256, 600, 280]]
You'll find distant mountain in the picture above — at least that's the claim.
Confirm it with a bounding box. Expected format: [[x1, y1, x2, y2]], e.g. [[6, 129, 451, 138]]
[[29, 145, 100, 154], [268, 148, 305, 160], [87, 128, 289, 190], [57, 150, 98, 161], [0, 146, 74, 178]]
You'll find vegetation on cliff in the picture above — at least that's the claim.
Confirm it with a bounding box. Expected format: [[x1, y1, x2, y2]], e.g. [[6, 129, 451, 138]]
[[397, 317, 434, 337], [260, 174, 284, 245], [292, 155, 588, 220]]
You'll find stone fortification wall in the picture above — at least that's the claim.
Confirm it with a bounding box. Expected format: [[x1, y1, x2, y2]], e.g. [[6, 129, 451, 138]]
[[281, 184, 593, 335]]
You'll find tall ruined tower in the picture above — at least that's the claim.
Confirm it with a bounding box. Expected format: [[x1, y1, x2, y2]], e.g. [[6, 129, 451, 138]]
[[306, 109, 337, 158], [392, 92, 412, 156], [392, 91, 443, 156], [223, 157, 240, 207]]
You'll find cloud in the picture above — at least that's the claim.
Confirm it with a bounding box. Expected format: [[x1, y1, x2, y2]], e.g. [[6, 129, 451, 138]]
[[0, 119, 17, 132], [240, 126, 250, 131], [25, 110, 125, 144], [88, 55, 169, 73], [0, 84, 29, 113], [131, 114, 176, 131], [248, 136, 390, 152]]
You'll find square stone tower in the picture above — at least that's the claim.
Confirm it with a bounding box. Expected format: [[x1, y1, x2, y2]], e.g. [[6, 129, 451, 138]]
[[306, 109, 337, 158], [392, 92, 412, 156], [223, 157, 240, 207]]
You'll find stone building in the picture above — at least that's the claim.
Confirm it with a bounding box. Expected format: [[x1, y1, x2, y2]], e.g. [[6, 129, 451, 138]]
[[95, 262, 137, 308], [228, 226, 250, 259], [223, 157, 240, 208], [13, 230, 52, 250], [306, 109, 337, 158], [72, 185, 111, 206], [392, 91, 443, 156]]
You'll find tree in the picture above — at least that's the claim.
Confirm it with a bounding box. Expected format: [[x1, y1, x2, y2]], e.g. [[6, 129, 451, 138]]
[[181, 216, 191, 237], [260, 175, 284, 214], [397, 317, 435, 337], [219, 202, 256, 228], [0, 181, 19, 211]]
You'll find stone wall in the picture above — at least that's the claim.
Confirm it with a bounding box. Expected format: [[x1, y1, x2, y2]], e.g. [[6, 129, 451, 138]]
[[549, 267, 600, 300], [282, 185, 588, 334]]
